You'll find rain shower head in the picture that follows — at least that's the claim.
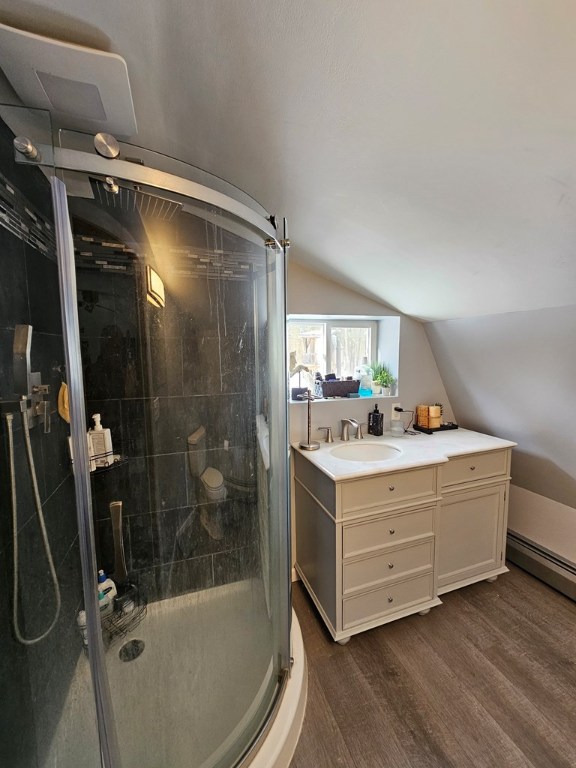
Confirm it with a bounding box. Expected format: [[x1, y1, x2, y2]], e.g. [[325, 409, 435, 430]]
[[90, 178, 183, 221]]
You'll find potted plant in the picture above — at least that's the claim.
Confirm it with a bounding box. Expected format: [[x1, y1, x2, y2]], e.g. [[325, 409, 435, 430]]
[[372, 362, 395, 396], [370, 362, 383, 394]]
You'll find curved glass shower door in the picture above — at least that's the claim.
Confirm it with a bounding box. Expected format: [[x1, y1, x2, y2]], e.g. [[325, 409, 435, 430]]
[[58, 159, 290, 767]]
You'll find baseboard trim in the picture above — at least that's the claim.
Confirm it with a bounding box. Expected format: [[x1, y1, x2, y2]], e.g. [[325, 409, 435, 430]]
[[507, 532, 576, 602]]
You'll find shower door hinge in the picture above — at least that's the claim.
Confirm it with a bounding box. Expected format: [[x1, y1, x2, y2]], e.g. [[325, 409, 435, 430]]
[[280, 238, 290, 249], [265, 238, 279, 249]]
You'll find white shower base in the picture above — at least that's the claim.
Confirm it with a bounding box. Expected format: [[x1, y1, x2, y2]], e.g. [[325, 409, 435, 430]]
[[43, 578, 306, 768]]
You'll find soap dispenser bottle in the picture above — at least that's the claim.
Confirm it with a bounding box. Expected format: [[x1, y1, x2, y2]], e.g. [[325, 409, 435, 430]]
[[89, 413, 113, 467], [368, 403, 383, 436]]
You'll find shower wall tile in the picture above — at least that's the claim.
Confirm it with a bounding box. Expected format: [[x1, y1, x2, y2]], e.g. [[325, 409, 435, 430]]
[[147, 452, 188, 512], [220, 328, 256, 395], [155, 554, 213, 600], [155, 506, 191, 565], [15, 475, 77, 633], [127, 512, 157, 572], [82, 335, 144, 400], [120, 399, 149, 457], [44, 476, 79, 569], [146, 395, 206, 455], [196, 497, 255, 556], [40, 416, 72, 501], [213, 543, 260, 587], [206, 393, 255, 449], [147, 335, 183, 397], [76, 269, 116, 338], [0, 328, 16, 402], [25, 245, 62, 335], [0, 232, 30, 330], [27, 543, 86, 762], [182, 329, 221, 395], [0, 555, 36, 768], [113, 273, 139, 337], [95, 517, 115, 575]]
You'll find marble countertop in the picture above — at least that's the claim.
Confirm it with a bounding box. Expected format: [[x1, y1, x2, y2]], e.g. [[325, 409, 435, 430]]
[[291, 428, 517, 481]]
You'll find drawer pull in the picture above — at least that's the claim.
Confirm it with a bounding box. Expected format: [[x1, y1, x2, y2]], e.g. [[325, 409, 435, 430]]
[[388, 485, 395, 491], [470, 465, 476, 471], [387, 597, 394, 603], [388, 562, 394, 569], [389, 529, 395, 535]]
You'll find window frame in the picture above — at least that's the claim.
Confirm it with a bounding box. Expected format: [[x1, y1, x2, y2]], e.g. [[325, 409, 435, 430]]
[[287, 316, 378, 380]]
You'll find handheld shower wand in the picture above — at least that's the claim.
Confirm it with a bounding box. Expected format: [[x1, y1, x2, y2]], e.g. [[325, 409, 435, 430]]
[[5, 325, 61, 644]]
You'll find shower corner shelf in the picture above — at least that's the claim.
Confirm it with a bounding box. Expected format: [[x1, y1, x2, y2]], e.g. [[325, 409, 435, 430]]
[[91, 455, 128, 475], [101, 583, 147, 644]]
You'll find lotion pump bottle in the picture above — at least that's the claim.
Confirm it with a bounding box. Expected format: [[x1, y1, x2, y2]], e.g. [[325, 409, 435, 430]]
[[90, 413, 113, 467], [368, 403, 383, 436]]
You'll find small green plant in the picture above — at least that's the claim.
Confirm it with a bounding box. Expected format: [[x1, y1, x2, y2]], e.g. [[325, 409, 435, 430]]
[[371, 362, 395, 388]]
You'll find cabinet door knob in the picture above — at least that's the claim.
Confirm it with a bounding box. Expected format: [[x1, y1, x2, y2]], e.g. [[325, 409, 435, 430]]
[[388, 485, 395, 491], [389, 529, 395, 535], [470, 465, 476, 470], [387, 596, 394, 603], [388, 562, 394, 569]]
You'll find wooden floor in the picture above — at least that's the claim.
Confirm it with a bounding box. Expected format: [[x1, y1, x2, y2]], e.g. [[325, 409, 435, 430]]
[[290, 564, 576, 768]]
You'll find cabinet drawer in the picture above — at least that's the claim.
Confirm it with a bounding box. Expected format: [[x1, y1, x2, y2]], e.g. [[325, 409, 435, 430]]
[[343, 506, 434, 558], [442, 450, 508, 488], [343, 573, 434, 628], [341, 466, 437, 516], [343, 539, 433, 594]]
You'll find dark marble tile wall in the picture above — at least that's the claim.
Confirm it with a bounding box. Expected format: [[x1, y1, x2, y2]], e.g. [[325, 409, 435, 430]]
[[0, 119, 88, 768], [76, 208, 264, 603]]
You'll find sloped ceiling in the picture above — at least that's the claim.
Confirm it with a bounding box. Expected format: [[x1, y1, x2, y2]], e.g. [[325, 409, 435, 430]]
[[1, 1, 576, 320]]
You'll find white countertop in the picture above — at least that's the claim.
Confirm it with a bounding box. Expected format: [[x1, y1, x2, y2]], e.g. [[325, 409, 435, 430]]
[[291, 428, 517, 481]]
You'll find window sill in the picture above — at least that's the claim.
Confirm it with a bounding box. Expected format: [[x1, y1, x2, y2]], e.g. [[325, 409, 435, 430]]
[[289, 394, 397, 404]]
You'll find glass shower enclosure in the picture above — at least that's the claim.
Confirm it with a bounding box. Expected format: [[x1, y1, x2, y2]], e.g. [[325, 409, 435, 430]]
[[0, 108, 291, 768]]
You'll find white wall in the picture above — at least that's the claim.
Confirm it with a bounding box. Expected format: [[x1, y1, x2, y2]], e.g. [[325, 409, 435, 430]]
[[425, 305, 576, 562]]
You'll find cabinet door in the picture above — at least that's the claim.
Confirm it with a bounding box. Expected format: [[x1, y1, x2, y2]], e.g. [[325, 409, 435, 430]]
[[437, 484, 505, 590]]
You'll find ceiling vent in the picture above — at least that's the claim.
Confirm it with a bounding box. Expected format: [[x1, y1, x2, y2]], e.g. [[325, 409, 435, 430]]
[[0, 22, 137, 137]]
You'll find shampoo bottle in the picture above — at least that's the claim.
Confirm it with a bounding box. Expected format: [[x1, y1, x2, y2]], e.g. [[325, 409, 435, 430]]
[[90, 413, 113, 467], [97, 569, 117, 616], [368, 403, 383, 436]]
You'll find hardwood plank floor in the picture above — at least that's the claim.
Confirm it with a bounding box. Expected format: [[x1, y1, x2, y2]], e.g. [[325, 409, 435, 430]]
[[290, 564, 576, 768]]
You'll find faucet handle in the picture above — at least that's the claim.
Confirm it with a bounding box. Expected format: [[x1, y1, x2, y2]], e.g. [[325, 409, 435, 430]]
[[318, 426, 333, 443], [355, 422, 367, 440]]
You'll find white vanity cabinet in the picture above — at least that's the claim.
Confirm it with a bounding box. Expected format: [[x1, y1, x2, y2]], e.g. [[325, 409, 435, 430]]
[[437, 448, 511, 593], [292, 429, 516, 643], [293, 452, 443, 643]]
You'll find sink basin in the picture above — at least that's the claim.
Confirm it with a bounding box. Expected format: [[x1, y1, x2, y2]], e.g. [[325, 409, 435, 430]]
[[330, 442, 401, 462]]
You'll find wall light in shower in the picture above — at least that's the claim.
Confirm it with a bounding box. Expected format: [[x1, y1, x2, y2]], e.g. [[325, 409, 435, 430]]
[[146, 266, 165, 308]]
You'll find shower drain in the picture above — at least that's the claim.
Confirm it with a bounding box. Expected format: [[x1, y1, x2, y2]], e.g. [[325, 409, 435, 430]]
[[119, 639, 145, 662]]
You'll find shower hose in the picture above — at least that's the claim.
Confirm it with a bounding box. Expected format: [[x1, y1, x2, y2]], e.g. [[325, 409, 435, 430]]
[[5, 403, 61, 645]]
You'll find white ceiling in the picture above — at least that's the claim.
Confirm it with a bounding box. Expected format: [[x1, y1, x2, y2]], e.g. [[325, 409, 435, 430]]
[[1, 1, 576, 320]]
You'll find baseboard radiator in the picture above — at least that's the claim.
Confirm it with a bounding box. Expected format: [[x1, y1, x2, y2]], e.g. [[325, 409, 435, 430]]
[[507, 531, 576, 602]]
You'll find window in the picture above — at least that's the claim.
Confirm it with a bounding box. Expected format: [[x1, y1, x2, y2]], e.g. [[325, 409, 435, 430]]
[[288, 318, 377, 390]]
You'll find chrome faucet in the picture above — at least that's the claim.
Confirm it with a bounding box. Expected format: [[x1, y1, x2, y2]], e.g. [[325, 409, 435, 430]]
[[340, 418, 359, 441]]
